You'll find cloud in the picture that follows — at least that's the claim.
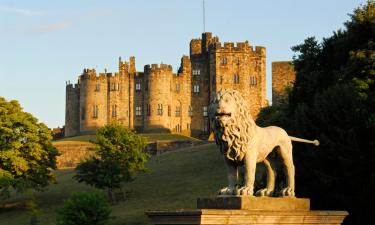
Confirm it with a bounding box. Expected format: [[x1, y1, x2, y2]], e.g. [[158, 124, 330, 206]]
[[23, 22, 71, 34], [0, 6, 38, 16]]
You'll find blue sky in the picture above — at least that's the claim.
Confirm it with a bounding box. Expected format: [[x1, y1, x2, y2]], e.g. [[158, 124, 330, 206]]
[[0, 0, 367, 128]]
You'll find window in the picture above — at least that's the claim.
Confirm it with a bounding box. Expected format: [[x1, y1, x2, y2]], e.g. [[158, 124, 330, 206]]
[[168, 105, 171, 117], [203, 106, 208, 117], [112, 105, 117, 117], [147, 104, 151, 116], [249, 76, 257, 85], [192, 69, 201, 75], [176, 124, 181, 133], [193, 84, 200, 93], [136, 106, 142, 116], [111, 83, 119, 91], [234, 74, 240, 84], [81, 107, 86, 120], [176, 83, 180, 93], [175, 106, 181, 117], [157, 104, 163, 115], [235, 58, 240, 65], [220, 75, 223, 84], [95, 84, 100, 92], [188, 106, 193, 116], [221, 57, 227, 65], [135, 83, 141, 91], [93, 105, 99, 118]]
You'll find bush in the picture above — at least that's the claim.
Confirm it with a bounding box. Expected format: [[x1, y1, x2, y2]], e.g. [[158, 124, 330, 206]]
[[56, 192, 112, 225]]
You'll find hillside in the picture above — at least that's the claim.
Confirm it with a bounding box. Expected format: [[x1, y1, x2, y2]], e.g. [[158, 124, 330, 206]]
[[0, 143, 226, 225], [54, 133, 200, 143]]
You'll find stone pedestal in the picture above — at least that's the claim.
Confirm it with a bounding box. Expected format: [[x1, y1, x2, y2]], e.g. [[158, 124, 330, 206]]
[[146, 197, 348, 225]]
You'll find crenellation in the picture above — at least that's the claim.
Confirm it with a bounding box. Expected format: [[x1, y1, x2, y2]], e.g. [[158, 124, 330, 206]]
[[65, 32, 292, 138]]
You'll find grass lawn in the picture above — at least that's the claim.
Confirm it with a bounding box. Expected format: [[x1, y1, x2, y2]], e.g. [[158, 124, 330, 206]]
[[54, 133, 200, 143], [0, 143, 225, 225]]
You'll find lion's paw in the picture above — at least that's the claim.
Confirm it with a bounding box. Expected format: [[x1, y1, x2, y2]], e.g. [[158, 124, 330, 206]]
[[218, 187, 236, 195], [281, 187, 295, 197], [236, 186, 254, 196], [255, 188, 274, 197]]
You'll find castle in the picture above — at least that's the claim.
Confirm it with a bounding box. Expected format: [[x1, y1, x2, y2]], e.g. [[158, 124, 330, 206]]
[[65, 32, 295, 138]]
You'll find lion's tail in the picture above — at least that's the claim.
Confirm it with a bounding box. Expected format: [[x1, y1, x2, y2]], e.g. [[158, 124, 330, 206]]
[[289, 136, 320, 146]]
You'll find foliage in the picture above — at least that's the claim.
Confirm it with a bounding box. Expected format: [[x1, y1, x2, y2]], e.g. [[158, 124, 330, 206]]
[[74, 123, 149, 200], [56, 192, 112, 225], [257, 1, 375, 224], [0, 97, 58, 199]]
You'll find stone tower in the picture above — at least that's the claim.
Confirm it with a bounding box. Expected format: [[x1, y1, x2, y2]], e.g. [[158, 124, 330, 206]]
[[272, 61, 296, 106]]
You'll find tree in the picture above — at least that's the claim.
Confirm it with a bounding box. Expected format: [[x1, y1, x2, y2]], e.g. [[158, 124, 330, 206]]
[[74, 123, 149, 200], [56, 192, 112, 225], [0, 97, 58, 199], [257, 1, 375, 224]]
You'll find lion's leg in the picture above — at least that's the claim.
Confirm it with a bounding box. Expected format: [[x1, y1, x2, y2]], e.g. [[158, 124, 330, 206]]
[[237, 152, 256, 196], [255, 158, 276, 197], [278, 144, 295, 197], [218, 157, 237, 195]]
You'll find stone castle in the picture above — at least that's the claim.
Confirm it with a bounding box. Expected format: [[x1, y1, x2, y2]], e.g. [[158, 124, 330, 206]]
[[65, 32, 295, 138]]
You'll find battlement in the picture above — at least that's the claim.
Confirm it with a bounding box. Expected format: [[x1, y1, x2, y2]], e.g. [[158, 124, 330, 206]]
[[144, 63, 173, 73], [66, 82, 79, 89], [211, 41, 265, 55], [119, 56, 136, 74], [177, 55, 191, 74]]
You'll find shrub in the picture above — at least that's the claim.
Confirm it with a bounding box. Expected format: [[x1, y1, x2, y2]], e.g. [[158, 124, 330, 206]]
[[56, 192, 112, 225]]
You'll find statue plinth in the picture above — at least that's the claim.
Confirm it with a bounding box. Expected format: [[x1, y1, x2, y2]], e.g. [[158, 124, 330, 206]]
[[146, 197, 348, 225], [197, 196, 310, 211]]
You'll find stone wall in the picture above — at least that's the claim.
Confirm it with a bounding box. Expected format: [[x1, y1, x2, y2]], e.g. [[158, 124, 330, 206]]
[[54, 142, 95, 168], [272, 61, 296, 107]]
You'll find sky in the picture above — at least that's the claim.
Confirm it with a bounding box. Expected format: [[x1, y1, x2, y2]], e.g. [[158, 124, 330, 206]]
[[0, 0, 367, 128]]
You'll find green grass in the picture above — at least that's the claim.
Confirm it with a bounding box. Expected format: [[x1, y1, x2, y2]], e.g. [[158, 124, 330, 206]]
[[55, 133, 199, 143], [0, 143, 225, 225]]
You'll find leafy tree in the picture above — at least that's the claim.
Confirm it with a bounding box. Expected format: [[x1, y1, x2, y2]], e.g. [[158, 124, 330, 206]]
[[257, 1, 374, 224], [74, 123, 149, 200], [56, 192, 112, 225], [0, 97, 58, 199]]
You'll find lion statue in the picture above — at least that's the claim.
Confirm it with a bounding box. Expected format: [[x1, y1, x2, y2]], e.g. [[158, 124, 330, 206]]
[[208, 89, 319, 197]]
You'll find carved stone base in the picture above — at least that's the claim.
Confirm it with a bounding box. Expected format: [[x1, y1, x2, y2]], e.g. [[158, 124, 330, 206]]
[[146, 197, 348, 225], [197, 196, 310, 211]]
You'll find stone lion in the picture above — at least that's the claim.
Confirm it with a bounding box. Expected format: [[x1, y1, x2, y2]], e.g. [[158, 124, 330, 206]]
[[208, 89, 319, 197]]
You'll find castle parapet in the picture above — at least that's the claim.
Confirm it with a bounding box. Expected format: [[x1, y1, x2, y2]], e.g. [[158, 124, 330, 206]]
[[145, 63, 173, 73]]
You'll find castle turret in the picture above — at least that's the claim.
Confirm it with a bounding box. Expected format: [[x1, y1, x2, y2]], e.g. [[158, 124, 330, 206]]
[[143, 64, 173, 132], [65, 82, 80, 136], [79, 69, 108, 133]]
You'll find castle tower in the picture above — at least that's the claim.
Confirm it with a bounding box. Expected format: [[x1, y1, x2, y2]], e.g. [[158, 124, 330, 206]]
[[172, 56, 192, 135], [208, 39, 267, 118], [78, 69, 108, 133], [272, 61, 296, 106], [143, 64, 173, 132], [65, 82, 80, 136]]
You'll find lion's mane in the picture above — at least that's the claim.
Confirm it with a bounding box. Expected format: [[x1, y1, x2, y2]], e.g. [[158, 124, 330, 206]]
[[209, 90, 256, 162]]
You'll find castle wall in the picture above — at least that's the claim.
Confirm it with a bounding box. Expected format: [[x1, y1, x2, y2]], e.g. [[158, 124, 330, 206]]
[[65, 84, 80, 136], [272, 61, 296, 106]]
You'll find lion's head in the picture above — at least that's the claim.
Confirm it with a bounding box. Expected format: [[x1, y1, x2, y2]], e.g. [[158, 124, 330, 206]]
[[209, 89, 256, 162]]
